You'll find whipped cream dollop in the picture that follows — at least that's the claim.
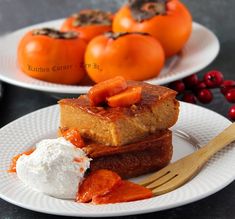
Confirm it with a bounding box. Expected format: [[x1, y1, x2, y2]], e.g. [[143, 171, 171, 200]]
[[16, 137, 91, 199]]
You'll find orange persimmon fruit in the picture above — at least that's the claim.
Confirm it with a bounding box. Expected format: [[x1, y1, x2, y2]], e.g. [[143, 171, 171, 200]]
[[107, 86, 142, 107], [113, 0, 192, 57], [85, 32, 165, 83], [17, 28, 87, 84], [88, 76, 128, 106], [61, 128, 85, 148], [93, 180, 153, 204], [61, 9, 113, 43], [77, 169, 122, 203]]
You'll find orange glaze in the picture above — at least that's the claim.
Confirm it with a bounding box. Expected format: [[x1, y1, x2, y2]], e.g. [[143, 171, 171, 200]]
[[59, 80, 177, 122], [61, 128, 85, 148], [74, 157, 84, 163], [8, 148, 35, 173]]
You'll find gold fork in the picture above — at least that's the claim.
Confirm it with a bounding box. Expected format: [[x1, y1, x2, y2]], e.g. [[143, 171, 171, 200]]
[[139, 123, 235, 196]]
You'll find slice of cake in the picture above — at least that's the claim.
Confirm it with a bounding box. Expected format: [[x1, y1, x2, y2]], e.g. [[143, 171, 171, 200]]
[[84, 130, 172, 179], [59, 81, 179, 146]]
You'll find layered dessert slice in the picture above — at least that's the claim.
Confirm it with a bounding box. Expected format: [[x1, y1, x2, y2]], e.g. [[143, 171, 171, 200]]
[[84, 130, 172, 179], [59, 81, 179, 146]]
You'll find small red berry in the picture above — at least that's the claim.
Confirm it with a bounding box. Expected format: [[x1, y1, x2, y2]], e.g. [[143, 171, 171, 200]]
[[225, 88, 235, 103], [169, 80, 185, 93], [229, 105, 235, 121], [203, 70, 224, 88], [220, 80, 235, 95], [182, 92, 197, 104], [195, 81, 207, 91], [197, 89, 213, 104], [183, 74, 199, 88]]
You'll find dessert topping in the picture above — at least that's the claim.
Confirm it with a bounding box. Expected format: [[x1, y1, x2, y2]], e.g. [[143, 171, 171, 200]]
[[77, 169, 153, 204], [88, 76, 128, 106], [15, 137, 91, 199], [61, 128, 85, 148], [8, 148, 35, 173], [93, 180, 153, 204], [77, 169, 121, 203], [107, 86, 142, 107], [88, 76, 143, 107]]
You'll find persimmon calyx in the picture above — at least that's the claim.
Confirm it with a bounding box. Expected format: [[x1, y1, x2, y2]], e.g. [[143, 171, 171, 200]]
[[105, 31, 149, 40], [32, 28, 78, 39], [129, 0, 167, 22], [72, 10, 112, 27]]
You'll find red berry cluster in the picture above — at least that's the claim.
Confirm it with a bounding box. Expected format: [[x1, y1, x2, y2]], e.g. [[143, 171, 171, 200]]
[[168, 70, 235, 121]]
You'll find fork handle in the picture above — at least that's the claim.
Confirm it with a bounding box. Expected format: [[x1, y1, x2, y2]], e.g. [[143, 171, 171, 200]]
[[195, 122, 235, 164]]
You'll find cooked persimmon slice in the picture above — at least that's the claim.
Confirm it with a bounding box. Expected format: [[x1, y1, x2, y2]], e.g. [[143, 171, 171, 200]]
[[88, 76, 127, 106], [8, 148, 35, 173], [93, 180, 153, 204], [77, 169, 122, 203], [61, 128, 85, 148], [107, 86, 142, 107]]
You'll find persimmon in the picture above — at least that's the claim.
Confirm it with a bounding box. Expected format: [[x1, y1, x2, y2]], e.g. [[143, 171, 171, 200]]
[[113, 0, 192, 57], [17, 28, 87, 84], [93, 180, 153, 204], [61, 9, 113, 43], [77, 169, 122, 203], [61, 128, 85, 148], [107, 86, 142, 107], [88, 76, 128, 106], [77, 169, 152, 204], [8, 148, 35, 173], [85, 32, 165, 83]]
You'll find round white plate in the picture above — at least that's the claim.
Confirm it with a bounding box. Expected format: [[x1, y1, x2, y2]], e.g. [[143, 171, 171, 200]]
[[0, 102, 234, 217], [0, 20, 219, 94]]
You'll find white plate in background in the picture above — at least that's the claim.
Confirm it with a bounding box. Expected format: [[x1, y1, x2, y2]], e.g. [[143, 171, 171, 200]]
[[0, 20, 219, 94]]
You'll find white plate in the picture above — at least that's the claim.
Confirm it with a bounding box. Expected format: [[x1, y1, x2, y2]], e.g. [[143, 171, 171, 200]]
[[0, 20, 219, 94], [0, 102, 234, 217]]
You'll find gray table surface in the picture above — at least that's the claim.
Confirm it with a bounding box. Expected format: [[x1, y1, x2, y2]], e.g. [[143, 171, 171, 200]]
[[0, 0, 235, 218]]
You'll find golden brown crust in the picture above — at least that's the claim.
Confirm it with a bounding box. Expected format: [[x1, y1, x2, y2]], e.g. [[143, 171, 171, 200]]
[[83, 130, 171, 157], [59, 81, 179, 146], [87, 130, 173, 179], [58, 81, 177, 122]]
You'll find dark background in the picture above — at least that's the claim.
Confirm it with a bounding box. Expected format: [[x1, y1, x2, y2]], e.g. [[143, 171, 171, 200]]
[[0, 0, 235, 218]]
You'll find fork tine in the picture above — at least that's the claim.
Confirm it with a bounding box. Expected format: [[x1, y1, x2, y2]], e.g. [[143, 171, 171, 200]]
[[138, 167, 171, 186], [146, 172, 178, 189], [151, 174, 185, 196]]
